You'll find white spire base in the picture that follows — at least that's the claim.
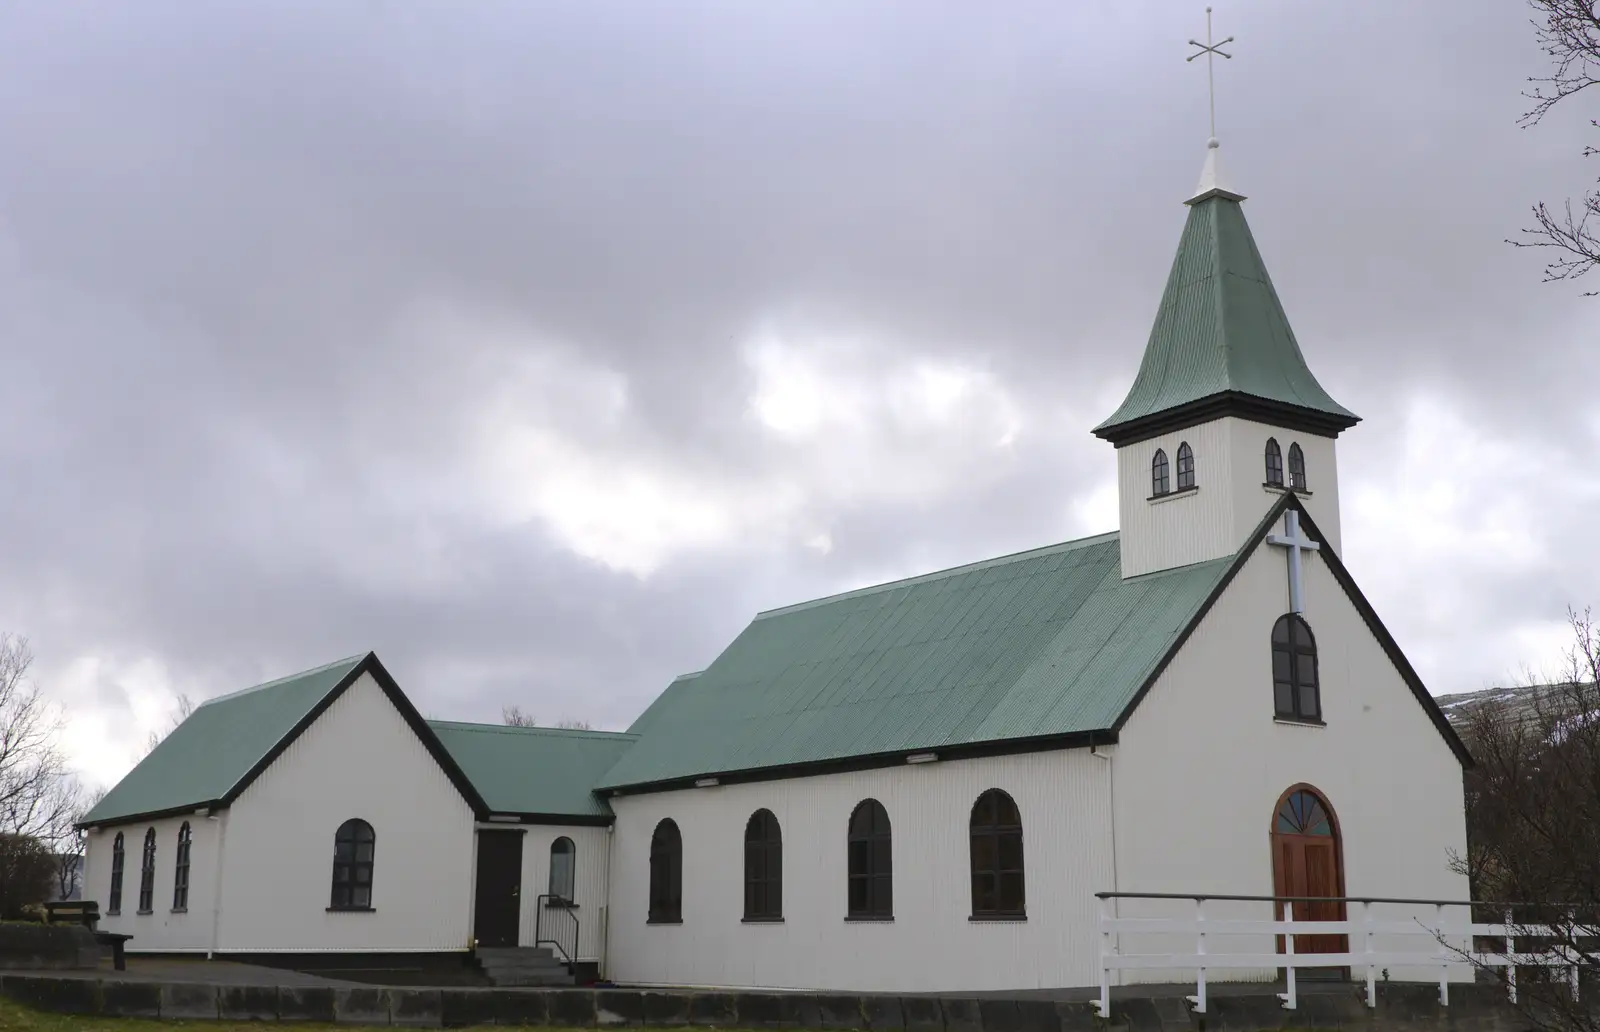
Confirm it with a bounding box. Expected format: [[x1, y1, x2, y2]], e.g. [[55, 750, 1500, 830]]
[[1185, 137, 1246, 205]]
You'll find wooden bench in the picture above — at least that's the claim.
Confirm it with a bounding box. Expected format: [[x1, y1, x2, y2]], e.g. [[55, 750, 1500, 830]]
[[93, 931, 133, 971], [42, 901, 132, 971], [42, 900, 100, 927]]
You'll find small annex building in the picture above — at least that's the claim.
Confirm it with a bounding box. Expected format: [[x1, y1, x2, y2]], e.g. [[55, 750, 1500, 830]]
[[80, 143, 1473, 993]]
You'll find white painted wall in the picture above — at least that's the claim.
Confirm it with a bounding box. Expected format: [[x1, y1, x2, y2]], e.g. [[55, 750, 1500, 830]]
[[1116, 417, 1342, 577], [87, 812, 219, 952], [216, 671, 478, 952], [1108, 534, 1470, 983], [606, 750, 1114, 992], [476, 824, 611, 962]]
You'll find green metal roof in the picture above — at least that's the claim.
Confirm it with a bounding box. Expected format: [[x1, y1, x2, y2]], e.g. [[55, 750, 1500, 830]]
[[1095, 192, 1357, 437], [597, 532, 1233, 791], [81, 655, 367, 826], [427, 722, 638, 819]]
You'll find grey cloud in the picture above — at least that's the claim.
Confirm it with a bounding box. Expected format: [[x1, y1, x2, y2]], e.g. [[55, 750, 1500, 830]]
[[0, 0, 1592, 780]]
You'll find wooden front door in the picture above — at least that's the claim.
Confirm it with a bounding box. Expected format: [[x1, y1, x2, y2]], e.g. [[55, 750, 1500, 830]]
[[1271, 787, 1347, 960], [474, 830, 524, 948]]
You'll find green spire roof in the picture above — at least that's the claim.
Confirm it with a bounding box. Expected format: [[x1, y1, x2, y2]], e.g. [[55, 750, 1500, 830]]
[[1094, 159, 1358, 446]]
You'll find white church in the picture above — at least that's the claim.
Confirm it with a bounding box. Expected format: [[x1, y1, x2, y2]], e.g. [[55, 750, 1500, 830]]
[[78, 142, 1472, 993]]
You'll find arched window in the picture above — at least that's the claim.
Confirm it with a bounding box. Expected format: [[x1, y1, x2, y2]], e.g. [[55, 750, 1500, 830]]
[[548, 837, 575, 904], [1176, 442, 1195, 490], [970, 789, 1025, 917], [1151, 449, 1170, 496], [648, 819, 682, 923], [137, 828, 156, 913], [744, 809, 782, 921], [1265, 438, 1284, 486], [1288, 443, 1307, 490], [331, 819, 375, 910], [847, 799, 892, 919], [1276, 789, 1334, 837], [108, 833, 125, 914], [172, 822, 192, 911], [1272, 614, 1321, 722]]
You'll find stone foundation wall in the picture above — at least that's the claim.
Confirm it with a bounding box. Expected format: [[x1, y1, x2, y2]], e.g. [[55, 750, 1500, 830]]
[[0, 925, 99, 971], [0, 974, 1563, 1030]]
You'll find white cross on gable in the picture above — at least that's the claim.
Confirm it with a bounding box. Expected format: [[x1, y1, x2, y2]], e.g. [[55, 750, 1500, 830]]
[[1266, 509, 1320, 614]]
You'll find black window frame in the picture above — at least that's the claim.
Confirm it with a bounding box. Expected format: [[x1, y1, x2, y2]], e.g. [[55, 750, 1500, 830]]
[[969, 789, 1025, 919], [137, 827, 156, 914], [172, 822, 192, 912], [330, 818, 376, 911], [648, 819, 683, 924], [1265, 438, 1284, 486], [846, 799, 893, 920], [1151, 449, 1170, 497], [108, 832, 125, 915], [1272, 613, 1322, 723], [548, 836, 576, 904], [743, 809, 783, 922], [1288, 443, 1307, 490], [1175, 442, 1195, 490]]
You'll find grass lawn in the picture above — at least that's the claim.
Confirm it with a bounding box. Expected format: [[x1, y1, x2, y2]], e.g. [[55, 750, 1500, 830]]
[[0, 996, 348, 1030]]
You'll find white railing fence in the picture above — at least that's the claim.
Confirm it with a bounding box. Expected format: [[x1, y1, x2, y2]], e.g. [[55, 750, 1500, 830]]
[[1095, 891, 1598, 1020]]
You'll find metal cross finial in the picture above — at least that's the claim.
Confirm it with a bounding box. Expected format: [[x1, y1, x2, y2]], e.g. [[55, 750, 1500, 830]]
[[1186, 7, 1234, 143], [1267, 510, 1320, 615]]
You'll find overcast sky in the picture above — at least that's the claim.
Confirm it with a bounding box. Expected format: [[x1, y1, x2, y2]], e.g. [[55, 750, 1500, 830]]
[[1, 1, 1594, 790]]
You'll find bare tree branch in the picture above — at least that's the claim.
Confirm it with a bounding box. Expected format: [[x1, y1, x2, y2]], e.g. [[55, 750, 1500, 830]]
[[1512, 0, 1600, 293], [502, 705, 536, 727]]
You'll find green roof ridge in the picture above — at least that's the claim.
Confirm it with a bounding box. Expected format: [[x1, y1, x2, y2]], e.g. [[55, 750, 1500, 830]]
[[756, 530, 1120, 621], [425, 720, 637, 741], [198, 653, 368, 709], [1095, 191, 1358, 439]]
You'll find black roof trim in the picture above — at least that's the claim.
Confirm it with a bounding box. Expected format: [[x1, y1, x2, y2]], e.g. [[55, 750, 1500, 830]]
[[216, 652, 492, 819], [488, 812, 615, 827], [1093, 390, 1361, 447], [1294, 505, 1474, 769], [1110, 493, 1295, 733], [77, 802, 222, 831], [1109, 493, 1473, 769], [597, 730, 1115, 798]]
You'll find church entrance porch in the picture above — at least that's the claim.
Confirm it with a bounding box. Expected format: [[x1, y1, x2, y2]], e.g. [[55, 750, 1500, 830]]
[[473, 829, 524, 949], [1270, 785, 1346, 971]]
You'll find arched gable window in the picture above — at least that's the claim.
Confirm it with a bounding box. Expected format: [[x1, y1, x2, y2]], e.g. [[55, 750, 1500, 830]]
[[108, 833, 125, 914], [137, 828, 156, 913], [331, 819, 375, 910], [648, 819, 683, 923], [1272, 614, 1321, 722], [1265, 438, 1284, 486], [847, 799, 892, 919], [744, 809, 783, 921], [172, 822, 192, 911], [1288, 443, 1307, 490], [1176, 442, 1195, 490], [970, 789, 1025, 918], [1151, 449, 1170, 497], [548, 836, 575, 904]]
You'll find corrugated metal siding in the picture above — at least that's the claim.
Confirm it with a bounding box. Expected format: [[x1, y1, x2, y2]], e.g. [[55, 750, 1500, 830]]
[[1117, 420, 1239, 578], [1223, 419, 1343, 556], [1111, 539, 1470, 984], [606, 749, 1113, 992], [218, 672, 476, 952], [89, 813, 219, 953], [512, 825, 611, 962]]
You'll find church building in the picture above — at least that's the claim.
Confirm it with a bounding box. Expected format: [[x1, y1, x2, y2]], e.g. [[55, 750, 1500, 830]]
[[78, 142, 1472, 993]]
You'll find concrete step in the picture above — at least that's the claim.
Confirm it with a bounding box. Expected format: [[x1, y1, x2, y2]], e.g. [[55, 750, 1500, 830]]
[[473, 946, 576, 987]]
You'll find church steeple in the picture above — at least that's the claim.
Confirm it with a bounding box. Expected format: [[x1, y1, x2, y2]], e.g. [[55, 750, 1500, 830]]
[[1101, 142, 1357, 579], [1094, 143, 1358, 447]]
